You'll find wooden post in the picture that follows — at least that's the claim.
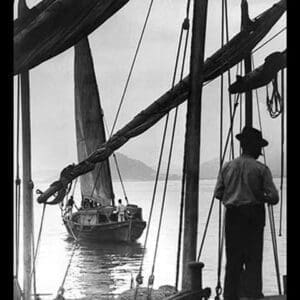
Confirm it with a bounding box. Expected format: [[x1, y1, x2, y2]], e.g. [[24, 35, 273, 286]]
[[18, 1, 34, 299], [182, 0, 208, 290], [189, 262, 204, 291], [283, 275, 287, 295], [241, 0, 252, 127]]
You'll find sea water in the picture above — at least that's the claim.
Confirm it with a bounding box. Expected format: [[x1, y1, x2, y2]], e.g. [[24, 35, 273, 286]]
[[15, 178, 286, 299]]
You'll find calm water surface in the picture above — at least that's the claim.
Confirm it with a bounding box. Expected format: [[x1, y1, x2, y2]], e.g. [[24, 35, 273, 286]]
[[16, 179, 286, 299]]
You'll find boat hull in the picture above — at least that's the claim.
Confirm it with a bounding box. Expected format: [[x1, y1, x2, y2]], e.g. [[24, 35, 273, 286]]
[[63, 217, 146, 242]]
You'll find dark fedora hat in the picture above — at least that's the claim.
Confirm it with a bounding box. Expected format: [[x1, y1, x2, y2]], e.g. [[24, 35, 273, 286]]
[[236, 126, 268, 147]]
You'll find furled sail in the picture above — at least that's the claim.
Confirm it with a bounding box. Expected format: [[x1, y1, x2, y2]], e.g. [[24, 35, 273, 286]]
[[75, 37, 114, 207], [37, 0, 286, 204], [229, 49, 286, 93], [14, 0, 130, 75]]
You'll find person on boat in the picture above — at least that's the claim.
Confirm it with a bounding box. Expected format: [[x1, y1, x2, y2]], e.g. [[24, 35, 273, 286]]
[[213, 126, 279, 300], [116, 199, 126, 222], [82, 198, 91, 209], [64, 196, 78, 216]]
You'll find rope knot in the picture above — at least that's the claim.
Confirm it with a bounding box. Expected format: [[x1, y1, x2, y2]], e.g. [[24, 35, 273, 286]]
[[15, 178, 21, 185], [182, 18, 190, 30], [148, 274, 154, 286], [136, 273, 143, 285], [28, 180, 34, 189], [215, 284, 222, 299]]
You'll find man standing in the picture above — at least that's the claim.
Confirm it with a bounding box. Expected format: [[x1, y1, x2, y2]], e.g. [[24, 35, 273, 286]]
[[214, 127, 279, 300], [116, 199, 126, 222]]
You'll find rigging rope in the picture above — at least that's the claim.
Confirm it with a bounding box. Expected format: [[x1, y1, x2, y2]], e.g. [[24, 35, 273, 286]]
[[215, 1, 225, 298], [55, 241, 79, 300], [86, 0, 157, 207], [147, 2, 192, 298], [104, 110, 129, 204], [252, 27, 286, 55], [224, 0, 235, 161], [197, 93, 241, 262], [30, 204, 46, 287], [31, 228, 37, 299], [174, 1, 192, 292], [175, 157, 186, 291], [239, 62, 243, 156], [134, 89, 170, 300], [109, 0, 155, 137], [134, 2, 191, 297], [253, 56, 282, 294], [15, 74, 21, 279], [279, 69, 285, 236]]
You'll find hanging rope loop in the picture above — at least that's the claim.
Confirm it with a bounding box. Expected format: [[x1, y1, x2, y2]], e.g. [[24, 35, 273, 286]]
[[266, 75, 283, 118]]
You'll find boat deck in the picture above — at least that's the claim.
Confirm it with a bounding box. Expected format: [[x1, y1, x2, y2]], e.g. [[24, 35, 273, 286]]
[[259, 296, 286, 300], [74, 295, 287, 300]]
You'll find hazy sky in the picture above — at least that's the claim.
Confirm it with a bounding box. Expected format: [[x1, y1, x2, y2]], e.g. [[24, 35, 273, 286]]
[[13, 0, 286, 176]]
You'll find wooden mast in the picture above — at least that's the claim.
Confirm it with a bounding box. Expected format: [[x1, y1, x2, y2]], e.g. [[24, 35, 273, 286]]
[[18, 1, 34, 299], [181, 0, 208, 290], [241, 0, 253, 126]]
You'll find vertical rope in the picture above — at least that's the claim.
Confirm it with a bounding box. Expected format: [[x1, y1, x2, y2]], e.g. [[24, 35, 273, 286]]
[[224, 0, 235, 160], [253, 58, 282, 294], [31, 229, 37, 299], [198, 94, 241, 261], [239, 62, 243, 156], [110, 0, 155, 137], [215, 1, 225, 298], [134, 114, 170, 300], [279, 69, 285, 236], [147, 2, 192, 295], [30, 204, 47, 292], [175, 158, 186, 290], [174, 2, 192, 289], [15, 75, 21, 279]]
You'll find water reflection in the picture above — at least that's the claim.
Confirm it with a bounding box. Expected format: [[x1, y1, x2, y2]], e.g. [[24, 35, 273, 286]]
[[63, 239, 145, 298]]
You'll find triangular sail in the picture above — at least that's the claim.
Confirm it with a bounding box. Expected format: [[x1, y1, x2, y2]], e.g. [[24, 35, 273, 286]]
[[74, 37, 114, 206]]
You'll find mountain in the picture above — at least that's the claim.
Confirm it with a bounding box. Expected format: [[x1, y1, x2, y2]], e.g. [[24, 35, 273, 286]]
[[32, 152, 181, 183], [199, 152, 286, 179], [110, 152, 181, 181], [32, 151, 285, 183]]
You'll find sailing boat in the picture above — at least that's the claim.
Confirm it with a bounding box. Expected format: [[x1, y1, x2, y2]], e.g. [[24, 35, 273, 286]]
[[61, 36, 146, 242]]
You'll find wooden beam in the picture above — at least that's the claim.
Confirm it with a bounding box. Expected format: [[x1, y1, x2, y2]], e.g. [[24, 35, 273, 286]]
[[18, 1, 34, 299], [241, 0, 253, 127], [14, 0, 130, 74]]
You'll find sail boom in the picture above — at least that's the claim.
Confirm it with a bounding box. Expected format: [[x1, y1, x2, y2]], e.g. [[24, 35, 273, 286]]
[[37, 0, 286, 204], [14, 0, 130, 75], [229, 49, 286, 93]]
